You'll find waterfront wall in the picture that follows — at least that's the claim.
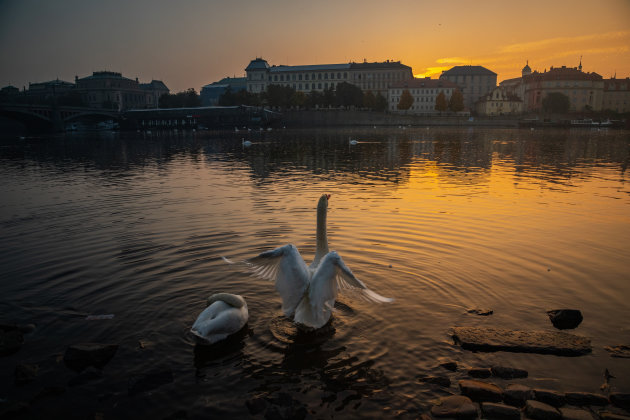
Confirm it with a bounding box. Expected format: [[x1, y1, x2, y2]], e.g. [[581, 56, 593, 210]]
[[280, 109, 519, 128]]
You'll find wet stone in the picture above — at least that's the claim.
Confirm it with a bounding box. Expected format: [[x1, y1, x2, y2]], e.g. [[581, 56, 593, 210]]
[[469, 367, 492, 378], [599, 413, 630, 420], [610, 393, 630, 410], [504, 384, 533, 407], [63, 343, 118, 372], [604, 345, 630, 358], [481, 402, 521, 420], [459, 379, 503, 402], [533, 389, 566, 407], [431, 395, 478, 418], [438, 359, 458, 371], [452, 327, 591, 356], [14, 363, 38, 385], [491, 366, 528, 379], [547, 309, 583, 330], [565, 392, 608, 407], [526, 400, 562, 420], [560, 408, 596, 420], [468, 308, 494, 316]]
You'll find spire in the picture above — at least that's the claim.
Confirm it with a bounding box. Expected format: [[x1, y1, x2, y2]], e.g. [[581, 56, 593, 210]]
[[578, 56, 582, 72]]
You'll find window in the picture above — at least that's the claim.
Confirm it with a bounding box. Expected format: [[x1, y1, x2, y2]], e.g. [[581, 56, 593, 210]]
[[318, 73, 322, 80], [299, 74, 303, 81], [305, 74, 309, 80], [324, 73, 328, 80]]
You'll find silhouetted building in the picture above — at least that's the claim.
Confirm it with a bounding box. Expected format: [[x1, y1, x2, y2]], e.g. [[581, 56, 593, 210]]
[[602, 78, 630, 113], [0, 85, 20, 99], [75, 71, 169, 110], [474, 86, 523, 116], [24, 79, 75, 103], [245, 58, 413, 98], [388, 78, 458, 114], [201, 77, 247, 106], [439, 66, 497, 110]]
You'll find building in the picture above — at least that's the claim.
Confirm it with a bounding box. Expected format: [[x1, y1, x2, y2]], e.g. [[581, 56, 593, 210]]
[[388, 78, 459, 114], [200, 77, 247, 106], [75, 71, 169, 110], [474, 86, 523, 116], [24, 79, 75, 103], [602, 78, 630, 113], [439, 66, 497, 110], [245, 58, 413, 98]]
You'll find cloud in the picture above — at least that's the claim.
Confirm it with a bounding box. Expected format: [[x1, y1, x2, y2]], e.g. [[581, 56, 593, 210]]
[[499, 31, 630, 54]]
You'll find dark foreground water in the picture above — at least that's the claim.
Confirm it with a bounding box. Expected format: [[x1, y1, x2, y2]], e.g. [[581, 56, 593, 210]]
[[0, 127, 629, 418]]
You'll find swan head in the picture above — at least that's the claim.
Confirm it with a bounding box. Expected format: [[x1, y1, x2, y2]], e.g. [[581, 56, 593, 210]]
[[318, 194, 330, 209], [206, 293, 246, 308]]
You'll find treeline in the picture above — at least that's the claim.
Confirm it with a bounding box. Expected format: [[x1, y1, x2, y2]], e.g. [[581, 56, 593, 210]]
[[158, 88, 201, 108], [218, 82, 388, 111]]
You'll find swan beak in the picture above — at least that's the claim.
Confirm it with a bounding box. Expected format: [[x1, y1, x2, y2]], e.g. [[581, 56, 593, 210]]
[[326, 194, 331, 201]]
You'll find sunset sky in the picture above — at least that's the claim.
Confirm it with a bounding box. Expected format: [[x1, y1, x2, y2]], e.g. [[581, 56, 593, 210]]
[[1, 0, 629, 93]]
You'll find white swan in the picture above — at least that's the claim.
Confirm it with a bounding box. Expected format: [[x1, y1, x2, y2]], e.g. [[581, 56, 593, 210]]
[[242, 138, 252, 147], [349, 137, 358, 145], [191, 293, 248, 344], [247, 194, 393, 329]]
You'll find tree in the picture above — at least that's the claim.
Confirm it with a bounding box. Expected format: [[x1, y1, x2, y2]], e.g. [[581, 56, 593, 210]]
[[448, 89, 464, 112], [335, 82, 363, 108], [542, 92, 570, 114], [159, 88, 201, 108], [435, 92, 448, 113], [363, 90, 376, 110], [397, 89, 413, 111]]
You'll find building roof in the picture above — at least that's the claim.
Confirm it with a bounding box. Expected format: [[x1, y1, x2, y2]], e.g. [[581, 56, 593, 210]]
[[604, 78, 630, 91], [390, 78, 458, 89], [440, 66, 497, 77], [140, 80, 169, 91], [524, 66, 602, 82], [245, 58, 270, 71], [269, 63, 351, 73], [202, 77, 247, 90], [350, 60, 411, 71], [77, 71, 137, 83]]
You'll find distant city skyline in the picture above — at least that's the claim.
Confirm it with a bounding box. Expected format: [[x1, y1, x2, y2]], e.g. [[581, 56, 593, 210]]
[[1, 0, 629, 93]]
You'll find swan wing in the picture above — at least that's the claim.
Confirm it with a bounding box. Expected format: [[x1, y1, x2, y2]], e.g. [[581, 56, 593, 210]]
[[247, 244, 310, 316], [309, 251, 394, 314]]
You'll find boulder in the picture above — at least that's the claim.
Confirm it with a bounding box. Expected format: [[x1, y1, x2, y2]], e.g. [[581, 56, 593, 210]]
[[560, 408, 596, 420], [452, 327, 591, 356], [547, 310, 583, 330], [504, 384, 533, 407], [128, 367, 174, 396], [431, 395, 478, 418], [491, 366, 528, 379], [14, 363, 38, 385], [526, 400, 562, 420], [0, 324, 24, 356], [481, 402, 521, 420], [63, 343, 118, 371], [564, 392, 608, 406], [459, 379, 503, 402], [533, 389, 566, 407], [610, 393, 630, 410], [468, 367, 492, 378]]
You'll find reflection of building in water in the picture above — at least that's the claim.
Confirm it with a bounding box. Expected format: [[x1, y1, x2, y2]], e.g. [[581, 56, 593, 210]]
[[245, 58, 413, 98], [387, 78, 459, 114], [439, 66, 497, 110]]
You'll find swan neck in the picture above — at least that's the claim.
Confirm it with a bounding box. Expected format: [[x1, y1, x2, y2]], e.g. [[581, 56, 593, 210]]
[[313, 200, 329, 266]]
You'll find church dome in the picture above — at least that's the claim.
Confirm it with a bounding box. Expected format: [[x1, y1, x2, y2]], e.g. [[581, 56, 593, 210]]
[[522, 61, 532, 76]]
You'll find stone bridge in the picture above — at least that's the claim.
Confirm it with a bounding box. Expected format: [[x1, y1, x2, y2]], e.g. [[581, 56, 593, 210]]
[[0, 103, 121, 132]]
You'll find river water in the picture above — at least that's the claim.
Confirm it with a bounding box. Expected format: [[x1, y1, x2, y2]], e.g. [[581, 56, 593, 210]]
[[0, 127, 629, 418]]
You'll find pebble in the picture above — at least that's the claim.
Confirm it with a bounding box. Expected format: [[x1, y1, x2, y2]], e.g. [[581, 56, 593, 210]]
[[533, 389, 566, 407], [491, 365, 528, 379], [468, 367, 492, 378], [459, 379, 503, 402], [481, 402, 521, 420], [431, 395, 478, 418], [503, 384, 533, 407], [560, 408, 596, 420], [565, 391, 609, 406], [547, 309, 583, 330], [525, 400, 562, 420]]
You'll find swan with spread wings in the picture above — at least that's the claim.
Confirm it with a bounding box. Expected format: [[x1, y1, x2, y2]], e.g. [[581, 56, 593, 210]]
[[246, 194, 393, 329]]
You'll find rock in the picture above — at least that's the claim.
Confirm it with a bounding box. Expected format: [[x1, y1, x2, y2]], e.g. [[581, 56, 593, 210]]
[[246, 396, 267, 415], [533, 389, 566, 407], [560, 408, 596, 420], [63, 343, 118, 371], [14, 363, 38, 385], [504, 384, 533, 407], [610, 393, 630, 410], [604, 345, 630, 358], [565, 392, 608, 406], [459, 379, 503, 402], [526, 400, 562, 420], [491, 366, 528, 379], [468, 308, 494, 316], [68, 366, 102, 387], [481, 402, 521, 420], [547, 310, 583, 330], [430, 395, 478, 418], [438, 358, 458, 371], [418, 375, 451, 387], [452, 327, 591, 356], [0, 324, 24, 356], [128, 367, 174, 396], [468, 367, 492, 378], [599, 413, 630, 420]]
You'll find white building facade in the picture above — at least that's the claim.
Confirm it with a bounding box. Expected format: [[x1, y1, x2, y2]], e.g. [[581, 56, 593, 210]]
[[388, 78, 459, 114]]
